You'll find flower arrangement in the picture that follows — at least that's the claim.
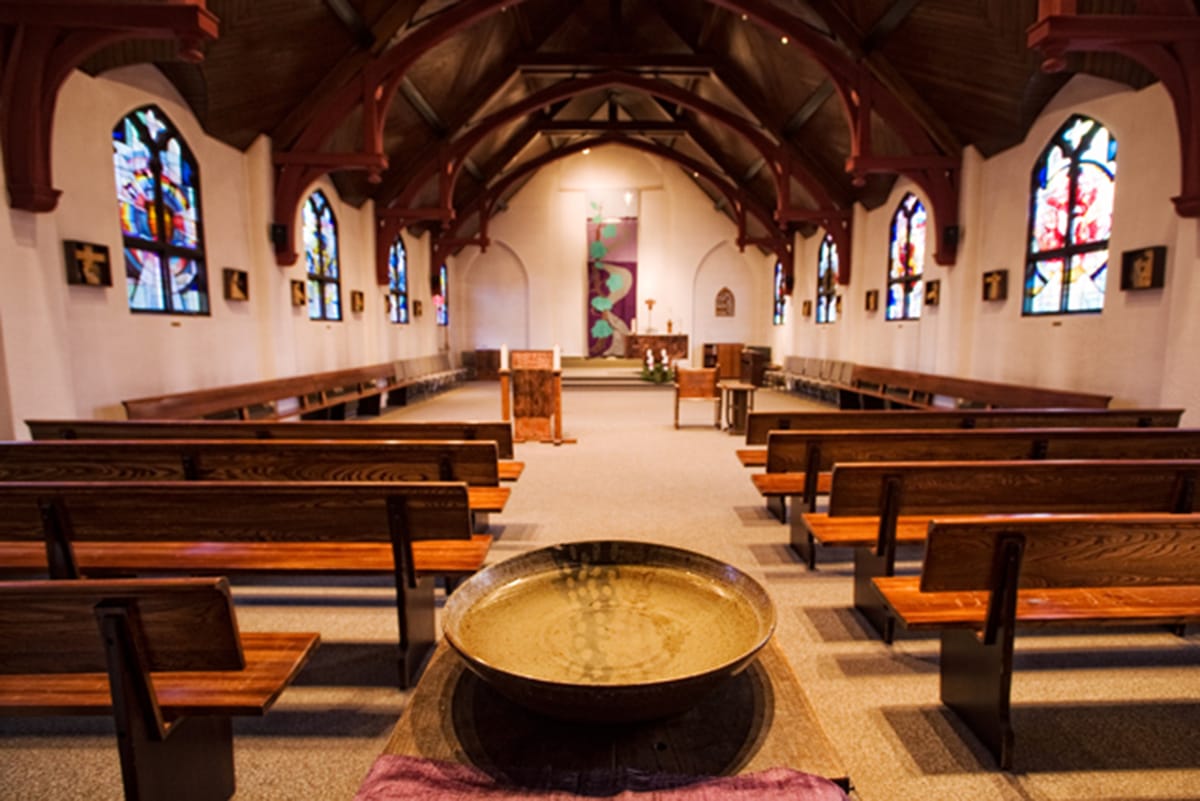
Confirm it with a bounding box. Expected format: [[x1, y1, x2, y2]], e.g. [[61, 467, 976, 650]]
[[641, 348, 671, 384]]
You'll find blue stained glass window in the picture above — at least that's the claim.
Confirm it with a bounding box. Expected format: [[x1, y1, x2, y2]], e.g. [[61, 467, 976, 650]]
[[1024, 115, 1116, 315], [434, 263, 448, 326], [112, 105, 208, 314], [816, 233, 838, 324], [773, 262, 786, 325], [885, 193, 926, 321], [388, 236, 409, 324], [302, 190, 341, 321]]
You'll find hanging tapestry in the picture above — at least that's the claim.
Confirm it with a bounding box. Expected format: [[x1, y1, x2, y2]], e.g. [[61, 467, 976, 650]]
[[586, 216, 637, 357]]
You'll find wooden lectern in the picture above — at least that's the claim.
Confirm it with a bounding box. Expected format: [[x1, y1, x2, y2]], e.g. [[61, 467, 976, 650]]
[[500, 349, 565, 444]]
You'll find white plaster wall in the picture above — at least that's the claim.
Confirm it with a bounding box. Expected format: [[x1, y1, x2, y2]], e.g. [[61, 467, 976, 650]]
[[448, 144, 773, 363], [459, 242, 530, 349], [0, 65, 393, 434], [782, 75, 1197, 417]]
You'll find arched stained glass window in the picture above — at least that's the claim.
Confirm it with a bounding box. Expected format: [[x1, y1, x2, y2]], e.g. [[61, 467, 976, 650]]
[[1023, 115, 1116, 315], [388, 235, 409, 324], [772, 261, 785, 325], [886, 193, 925, 321], [816, 233, 838, 324], [112, 105, 208, 314], [434, 263, 449, 326], [302, 190, 341, 321]]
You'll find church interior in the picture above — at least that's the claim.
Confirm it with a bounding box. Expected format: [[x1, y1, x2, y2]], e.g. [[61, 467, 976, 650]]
[[0, 2, 1198, 800]]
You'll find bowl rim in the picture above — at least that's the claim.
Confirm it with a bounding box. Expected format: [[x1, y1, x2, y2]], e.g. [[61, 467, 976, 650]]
[[442, 539, 777, 689]]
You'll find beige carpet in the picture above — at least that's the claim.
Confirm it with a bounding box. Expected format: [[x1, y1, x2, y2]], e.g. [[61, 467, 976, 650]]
[[1, 381, 1197, 800]]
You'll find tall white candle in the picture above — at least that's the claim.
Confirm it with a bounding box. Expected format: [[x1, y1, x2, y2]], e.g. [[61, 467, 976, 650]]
[[552, 345, 561, 371], [500, 344, 509, 371]]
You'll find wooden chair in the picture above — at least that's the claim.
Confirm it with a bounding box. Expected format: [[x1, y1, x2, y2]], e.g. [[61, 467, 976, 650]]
[[673, 368, 720, 429]]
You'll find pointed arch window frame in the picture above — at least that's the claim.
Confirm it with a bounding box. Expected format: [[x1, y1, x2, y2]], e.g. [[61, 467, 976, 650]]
[[772, 261, 786, 325], [816, 233, 839, 325], [302, 189, 342, 321], [387, 234, 409, 324], [111, 104, 210, 316], [885, 193, 926, 322], [434, 263, 449, 326], [1022, 114, 1116, 316]]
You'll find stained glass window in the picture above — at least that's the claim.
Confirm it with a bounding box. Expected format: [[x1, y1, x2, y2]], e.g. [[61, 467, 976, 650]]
[[387, 235, 409, 324], [772, 261, 785, 325], [886, 193, 925, 321], [434, 263, 448, 326], [302, 190, 341, 321], [1023, 115, 1116, 315], [816, 233, 838, 324], [112, 105, 208, 314]]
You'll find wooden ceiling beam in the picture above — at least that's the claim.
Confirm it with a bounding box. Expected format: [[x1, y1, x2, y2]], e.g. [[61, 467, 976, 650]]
[[1029, 2, 1200, 216], [322, 0, 374, 49], [271, 0, 421, 148], [518, 52, 715, 75], [0, 1, 218, 212], [538, 120, 689, 134]]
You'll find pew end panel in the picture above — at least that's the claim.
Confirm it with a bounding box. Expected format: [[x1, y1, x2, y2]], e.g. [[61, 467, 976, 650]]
[[873, 513, 1200, 770], [0, 577, 318, 801]]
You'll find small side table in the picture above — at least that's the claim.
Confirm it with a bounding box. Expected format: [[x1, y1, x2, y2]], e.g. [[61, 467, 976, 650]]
[[719, 380, 757, 435]]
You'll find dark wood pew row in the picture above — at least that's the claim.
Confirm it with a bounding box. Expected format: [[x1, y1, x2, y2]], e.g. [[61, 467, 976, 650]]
[[836, 364, 1113, 411], [119, 354, 467, 422], [873, 514, 1200, 770], [0, 439, 510, 533], [757, 427, 1200, 531], [0, 481, 483, 688], [790, 459, 1200, 642], [737, 407, 1184, 465], [0, 577, 318, 801], [25, 418, 523, 480]]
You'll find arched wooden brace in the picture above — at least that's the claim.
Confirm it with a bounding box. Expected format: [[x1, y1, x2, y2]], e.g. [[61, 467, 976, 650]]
[[0, 3, 218, 213], [1028, 0, 1200, 218], [388, 135, 796, 289], [272, 0, 958, 267]]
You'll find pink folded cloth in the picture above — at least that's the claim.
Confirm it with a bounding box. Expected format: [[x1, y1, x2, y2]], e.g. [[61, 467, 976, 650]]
[[354, 755, 850, 800]]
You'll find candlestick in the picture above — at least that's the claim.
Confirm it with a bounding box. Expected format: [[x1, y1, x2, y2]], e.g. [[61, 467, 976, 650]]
[[500, 344, 509, 371], [552, 345, 561, 371]]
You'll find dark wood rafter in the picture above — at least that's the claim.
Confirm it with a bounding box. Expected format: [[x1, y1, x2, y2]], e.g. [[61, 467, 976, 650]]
[[270, 0, 967, 267], [1028, 0, 1200, 217], [436, 134, 781, 256], [388, 72, 789, 227], [0, 1, 218, 212], [708, 0, 963, 264]]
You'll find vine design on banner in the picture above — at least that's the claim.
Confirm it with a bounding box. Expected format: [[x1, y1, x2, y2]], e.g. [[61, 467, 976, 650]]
[[586, 205, 638, 357]]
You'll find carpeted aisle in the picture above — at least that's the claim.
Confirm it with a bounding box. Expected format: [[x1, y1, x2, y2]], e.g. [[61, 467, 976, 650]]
[[1, 381, 1197, 800]]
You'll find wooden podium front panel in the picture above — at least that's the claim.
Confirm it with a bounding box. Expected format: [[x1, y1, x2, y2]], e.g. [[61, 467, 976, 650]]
[[626, 334, 689, 361]]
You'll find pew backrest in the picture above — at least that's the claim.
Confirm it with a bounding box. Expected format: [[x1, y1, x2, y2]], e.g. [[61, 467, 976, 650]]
[[745, 408, 1184, 445], [26, 419, 516, 459], [826, 459, 1200, 517], [0, 577, 243, 675], [0, 440, 502, 486], [920, 513, 1200, 593], [765, 427, 1200, 473], [0, 480, 473, 549]]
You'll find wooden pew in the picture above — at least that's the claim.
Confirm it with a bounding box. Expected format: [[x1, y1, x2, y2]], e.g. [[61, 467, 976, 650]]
[[0, 481, 482, 688], [792, 459, 1200, 642], [0, 576, 318, 801], [739, 408, 1185, 466], [837, 364, 1113, 410], [119, 355, 468, 423], [758, 427, 1200, 535], [0, 439, 510, 533], [26, 418, 523, 480], [873, 514, 1200, 770]]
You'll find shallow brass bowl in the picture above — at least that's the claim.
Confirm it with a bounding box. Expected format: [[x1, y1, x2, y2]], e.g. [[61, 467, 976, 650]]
[[442, 540, 776, 722]]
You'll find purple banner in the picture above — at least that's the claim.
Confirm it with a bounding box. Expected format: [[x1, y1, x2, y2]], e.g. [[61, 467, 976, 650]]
[[587, 217, 637, 357]]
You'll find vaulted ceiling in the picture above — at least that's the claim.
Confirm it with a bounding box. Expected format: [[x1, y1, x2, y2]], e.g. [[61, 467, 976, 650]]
[[10, 0, 1197, 282]]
